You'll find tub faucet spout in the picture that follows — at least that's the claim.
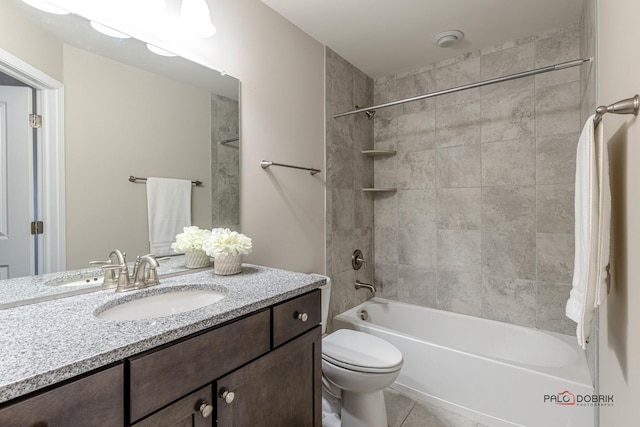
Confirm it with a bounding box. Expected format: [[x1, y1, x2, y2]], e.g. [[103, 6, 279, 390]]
[[355, 280, 376, 294]]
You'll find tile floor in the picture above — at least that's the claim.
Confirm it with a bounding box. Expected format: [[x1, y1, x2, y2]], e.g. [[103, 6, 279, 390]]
[[384, 388, 490, 427]]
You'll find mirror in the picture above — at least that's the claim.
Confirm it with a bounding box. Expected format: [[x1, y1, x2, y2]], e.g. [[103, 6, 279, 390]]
[[0, 1, 240, 286]]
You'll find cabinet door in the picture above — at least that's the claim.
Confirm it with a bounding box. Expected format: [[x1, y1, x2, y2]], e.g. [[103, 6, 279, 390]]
[[132, 386, 213, 427], [0, 363, 123, 427], [216, 326, 321, 427]]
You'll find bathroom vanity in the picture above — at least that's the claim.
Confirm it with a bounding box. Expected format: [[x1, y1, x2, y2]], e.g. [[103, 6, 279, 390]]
[[0, 265, 324, 426]]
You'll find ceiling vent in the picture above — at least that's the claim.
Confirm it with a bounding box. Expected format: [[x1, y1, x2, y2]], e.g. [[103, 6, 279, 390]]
[[433, 30, 464, 48]]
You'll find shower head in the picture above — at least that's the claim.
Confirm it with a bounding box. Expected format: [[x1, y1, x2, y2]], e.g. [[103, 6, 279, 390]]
[[355, 105, 376, 120]]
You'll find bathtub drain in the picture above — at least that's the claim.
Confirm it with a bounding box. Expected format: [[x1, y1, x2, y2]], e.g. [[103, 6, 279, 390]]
[[358, 309, 368, 321]]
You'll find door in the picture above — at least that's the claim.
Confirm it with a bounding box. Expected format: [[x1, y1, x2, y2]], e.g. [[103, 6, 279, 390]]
[[0, 85, 33, 279]]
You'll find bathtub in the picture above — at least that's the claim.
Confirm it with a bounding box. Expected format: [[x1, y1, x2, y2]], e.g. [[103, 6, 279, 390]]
[[333, 298, 594, 427]]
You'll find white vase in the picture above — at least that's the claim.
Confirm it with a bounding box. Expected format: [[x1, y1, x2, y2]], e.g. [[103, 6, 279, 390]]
[[214, 253, 242, 275], [184, 249, 211, 268]]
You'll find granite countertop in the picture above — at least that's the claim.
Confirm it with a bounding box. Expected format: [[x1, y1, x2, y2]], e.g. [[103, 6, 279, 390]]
[[0, 264, 326, 404], [0, 255, 202, 309]]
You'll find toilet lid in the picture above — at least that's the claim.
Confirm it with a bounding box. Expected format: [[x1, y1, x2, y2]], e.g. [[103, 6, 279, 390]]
[[322, 329, 403, 373]]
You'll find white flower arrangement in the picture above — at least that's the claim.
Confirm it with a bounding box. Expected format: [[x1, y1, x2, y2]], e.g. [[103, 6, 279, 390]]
[[171, 226, 212, 253], [202, 228, 252, 258]]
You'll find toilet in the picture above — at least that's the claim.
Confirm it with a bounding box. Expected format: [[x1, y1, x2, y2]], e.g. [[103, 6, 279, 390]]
[[320, 280, 403, 427]]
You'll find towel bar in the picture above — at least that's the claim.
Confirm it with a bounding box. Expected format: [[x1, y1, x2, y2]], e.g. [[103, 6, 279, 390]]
[[260, 160, 321, 176], [128, 176, 203, 186], [593, 94, 639, 125]]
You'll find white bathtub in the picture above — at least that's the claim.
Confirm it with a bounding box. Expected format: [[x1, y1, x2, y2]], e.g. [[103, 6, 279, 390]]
[[333, 298, 594, 427]]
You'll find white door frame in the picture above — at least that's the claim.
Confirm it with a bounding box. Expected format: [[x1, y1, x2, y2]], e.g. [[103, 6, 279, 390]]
[[0, 48, 65, 274]]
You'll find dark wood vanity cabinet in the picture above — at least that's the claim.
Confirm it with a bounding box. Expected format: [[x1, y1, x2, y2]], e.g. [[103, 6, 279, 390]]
[[216, 326, 321, 427], [0, 363, 124, 427], [131, 386, 213, 427], [128, 289, 322, 427], [0, 289, 321, 427]]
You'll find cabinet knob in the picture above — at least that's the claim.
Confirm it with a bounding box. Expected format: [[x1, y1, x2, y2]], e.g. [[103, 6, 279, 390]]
[[295, 311, 308, 322], [198, 401, 213, 418], [219, 387, 236, 404]]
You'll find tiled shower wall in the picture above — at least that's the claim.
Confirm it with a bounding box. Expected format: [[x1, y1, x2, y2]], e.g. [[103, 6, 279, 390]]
[[325, 48, 375, 330], [373, 24, 582, 335], [211, 95, 240, 231]]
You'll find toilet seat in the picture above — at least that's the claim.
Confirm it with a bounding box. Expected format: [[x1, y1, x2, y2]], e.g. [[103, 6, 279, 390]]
[[322, 329, 403, 374]]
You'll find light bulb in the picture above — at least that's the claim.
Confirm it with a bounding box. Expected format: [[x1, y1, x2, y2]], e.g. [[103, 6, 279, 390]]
[[146, 44, 177, 57], [180, 0, 216, 38], [90, 21, 131, 39]]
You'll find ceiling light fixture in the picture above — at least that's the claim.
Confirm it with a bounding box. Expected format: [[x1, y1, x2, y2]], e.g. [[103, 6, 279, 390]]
[[433, 30, 464, 48], [21, 0, 69, 15], [180, 0, 216, 38], [146, 44, 177, 57], [90, 21, 131, 39]]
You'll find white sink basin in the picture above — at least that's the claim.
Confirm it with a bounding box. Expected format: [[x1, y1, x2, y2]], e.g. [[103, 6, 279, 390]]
[[96, 289, 226, 321]]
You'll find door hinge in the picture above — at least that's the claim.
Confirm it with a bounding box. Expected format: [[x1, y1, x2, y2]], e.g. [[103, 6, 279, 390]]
[[29, 114, 42, 129], [31, 221, 44, 235]]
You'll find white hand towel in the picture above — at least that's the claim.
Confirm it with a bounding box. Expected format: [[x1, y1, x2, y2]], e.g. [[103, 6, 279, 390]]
[[565, 115, 611, 349], [146, 177, 192, 256]]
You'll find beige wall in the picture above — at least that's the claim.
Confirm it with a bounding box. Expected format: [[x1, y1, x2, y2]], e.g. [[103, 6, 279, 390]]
[[135, 0, 326, 274], [0, 1, 62, 82], [214, 1, 325, 274], [597, 0, 640, 425], [64, 45, 211, 268]]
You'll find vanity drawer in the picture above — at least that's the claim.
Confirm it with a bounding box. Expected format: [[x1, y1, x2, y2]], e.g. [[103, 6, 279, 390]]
[[128, 309, 270, 423], [132, 385, 213, 427], [0, 363, 123, 427], [272, 290, 321, 348]]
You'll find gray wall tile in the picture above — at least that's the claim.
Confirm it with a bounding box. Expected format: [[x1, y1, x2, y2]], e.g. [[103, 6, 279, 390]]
[[398, 266, 437, 307], [399, 190, 436, 227], [437, 271, 482, 316], [536, 133, 579, 185], [536, 81, 581, 137], [536, 233, 574, 284], [437, 229, 481, 272], [482, 229, 536, 280], [398, 224, 436, 268], [482, 138, 536, 186], [436, 188, 481, 230], [366, 24, 583, 334], [398, 149, 436, 190], [481, 88, 535, 143], [482, 275, 537, 327], [482, 186, 536, 233], [436, 101, 481, 148], [537, 184, 575, 233], [436, 144, 482, 188], [537, 282, 576, 334]]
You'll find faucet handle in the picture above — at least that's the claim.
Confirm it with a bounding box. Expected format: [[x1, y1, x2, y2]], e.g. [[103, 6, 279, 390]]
[[102, 263, 131, 292], [90, 259, 118, 288]]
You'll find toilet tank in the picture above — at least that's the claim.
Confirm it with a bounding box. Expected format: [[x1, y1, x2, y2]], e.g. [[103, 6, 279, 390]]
[[319, 277, 331, 334]]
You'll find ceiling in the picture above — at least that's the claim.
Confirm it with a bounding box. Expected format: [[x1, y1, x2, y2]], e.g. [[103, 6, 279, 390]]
[[261, 0, 583, 79]]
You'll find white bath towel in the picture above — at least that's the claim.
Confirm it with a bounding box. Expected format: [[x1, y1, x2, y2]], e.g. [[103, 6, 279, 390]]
[[146, 177, 192, 256], [565, 115, 611, 349]]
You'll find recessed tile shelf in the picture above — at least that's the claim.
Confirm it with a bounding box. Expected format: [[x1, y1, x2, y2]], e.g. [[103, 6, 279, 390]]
[[361, 149, 397, 156], [361, 188, 397, 193]]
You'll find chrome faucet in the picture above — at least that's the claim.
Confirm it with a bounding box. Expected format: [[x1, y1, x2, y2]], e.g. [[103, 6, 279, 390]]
[[89, 249, 127, 289], [355, 280, 376, 294], [132, 255, 160, 288], [98, 251, 166, 293]]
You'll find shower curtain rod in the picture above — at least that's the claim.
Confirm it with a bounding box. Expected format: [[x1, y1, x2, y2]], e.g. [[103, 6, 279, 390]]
[[333, 58, 592, 118]]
